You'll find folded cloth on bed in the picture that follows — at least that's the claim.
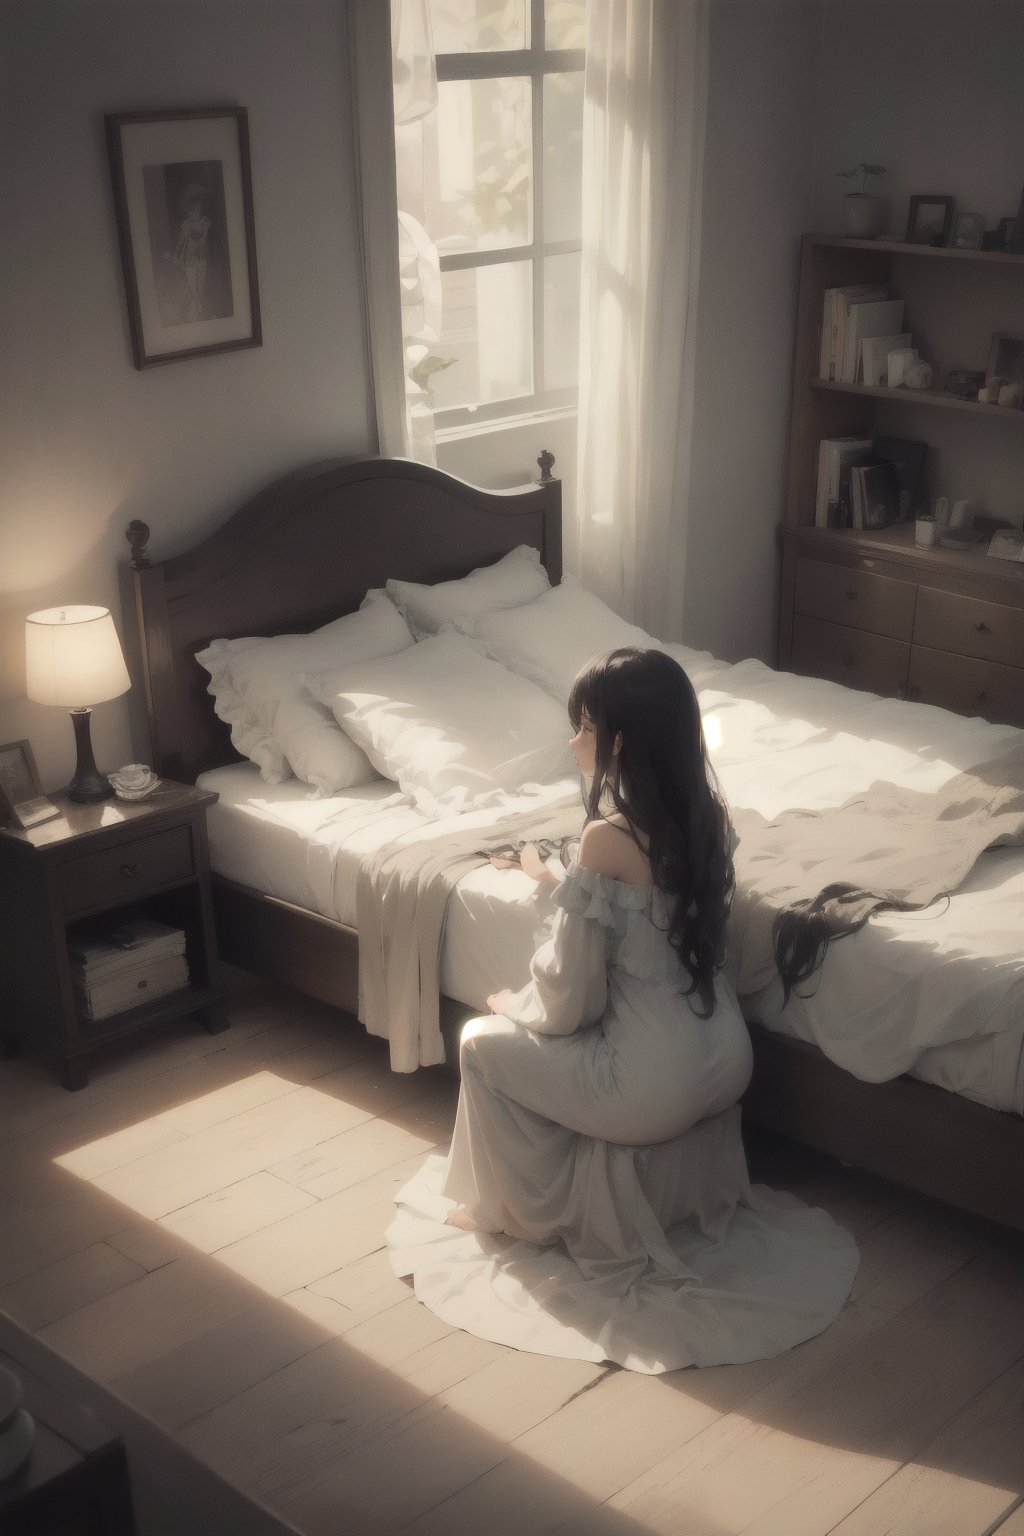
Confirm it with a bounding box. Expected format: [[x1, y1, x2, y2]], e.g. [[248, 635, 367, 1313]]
[[357, 791, 582, 1070], [730, 744, 1024, 999]]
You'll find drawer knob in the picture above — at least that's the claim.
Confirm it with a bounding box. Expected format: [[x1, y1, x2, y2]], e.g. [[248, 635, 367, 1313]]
[[974, 621, 990, 633], [845, 588, 857, 600], [120, 862, 142, 878]]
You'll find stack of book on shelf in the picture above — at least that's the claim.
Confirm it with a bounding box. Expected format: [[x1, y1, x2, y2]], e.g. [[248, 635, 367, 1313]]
[[818, 285, 908, 385], [70, 917, 189, 1022], [816, 435, 928, 530]]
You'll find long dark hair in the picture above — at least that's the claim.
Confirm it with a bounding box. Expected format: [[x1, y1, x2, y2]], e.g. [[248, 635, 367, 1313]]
[[568, 647, 734, 1017]]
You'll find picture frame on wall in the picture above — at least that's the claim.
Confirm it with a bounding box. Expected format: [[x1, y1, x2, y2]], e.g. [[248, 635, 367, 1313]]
[[905, 194, 954, 247], [106, 106, 262, 368]]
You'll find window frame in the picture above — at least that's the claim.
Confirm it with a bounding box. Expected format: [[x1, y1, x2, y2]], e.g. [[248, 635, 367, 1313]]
[[430, 2, 584, 430]]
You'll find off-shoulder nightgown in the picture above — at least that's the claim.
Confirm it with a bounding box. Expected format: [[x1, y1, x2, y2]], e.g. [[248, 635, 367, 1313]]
[[385, 858, 859, 1373]]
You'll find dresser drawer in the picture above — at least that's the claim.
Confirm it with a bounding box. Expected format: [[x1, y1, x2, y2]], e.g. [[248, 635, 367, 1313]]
[[794, 557, 916, 641], [913, 586, 1024, 669], [907, 646, 1024, 728], [791, 614, 910, 697], [59, 827, 195, 917]]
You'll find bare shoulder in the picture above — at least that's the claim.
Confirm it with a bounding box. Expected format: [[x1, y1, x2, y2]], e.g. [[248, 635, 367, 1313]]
[[578, 819, 651, 883]]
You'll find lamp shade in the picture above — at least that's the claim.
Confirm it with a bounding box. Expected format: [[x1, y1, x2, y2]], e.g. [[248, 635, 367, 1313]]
[[25, 606, 131, 708]]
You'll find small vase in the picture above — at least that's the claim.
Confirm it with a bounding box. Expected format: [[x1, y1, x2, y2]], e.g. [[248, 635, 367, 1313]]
[[843, 195, 887, 239]]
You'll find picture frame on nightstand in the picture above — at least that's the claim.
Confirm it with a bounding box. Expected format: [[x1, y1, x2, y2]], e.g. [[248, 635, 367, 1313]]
[[0, 739, 60, 830]]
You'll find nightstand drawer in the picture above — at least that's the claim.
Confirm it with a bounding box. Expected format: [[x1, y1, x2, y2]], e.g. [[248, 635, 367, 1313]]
[[913, 587, 1024, 669], [791, 614, 910, 697], [60, 827, 194, 916], [794, 557, 916, 641], [908, 647, 1024, 727]]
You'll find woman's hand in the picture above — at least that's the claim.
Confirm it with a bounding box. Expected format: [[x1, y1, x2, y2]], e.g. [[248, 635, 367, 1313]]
[[519, 842, 561, 885]]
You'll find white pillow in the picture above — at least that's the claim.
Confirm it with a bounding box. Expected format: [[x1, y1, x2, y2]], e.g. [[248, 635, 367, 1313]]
[[306, 632, 573, 816], [196, 593, 414, 792], [386, 545, 550, 639], [456, 577, 656, 702], [463, 577, 720, 703]]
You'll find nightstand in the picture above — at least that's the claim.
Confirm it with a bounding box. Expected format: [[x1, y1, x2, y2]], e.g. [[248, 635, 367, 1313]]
[[0, 782, 229, 1090]]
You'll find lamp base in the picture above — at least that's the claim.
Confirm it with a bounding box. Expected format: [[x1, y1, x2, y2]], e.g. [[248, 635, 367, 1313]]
[[66, 709, 115, 803]]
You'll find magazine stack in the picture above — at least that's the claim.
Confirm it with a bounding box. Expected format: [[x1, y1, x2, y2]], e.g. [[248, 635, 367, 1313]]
[[70, 918, 189, 1021]]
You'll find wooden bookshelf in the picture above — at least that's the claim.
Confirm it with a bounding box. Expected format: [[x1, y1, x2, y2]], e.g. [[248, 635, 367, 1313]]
[[778, 234, 1023, 726]]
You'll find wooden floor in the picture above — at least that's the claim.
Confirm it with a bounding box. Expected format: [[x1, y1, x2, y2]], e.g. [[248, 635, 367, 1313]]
[[1, 969, 1021, 1536]]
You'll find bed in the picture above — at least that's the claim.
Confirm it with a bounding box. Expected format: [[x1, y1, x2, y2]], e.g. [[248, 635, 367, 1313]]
[[126, 454, 1024, 1230]]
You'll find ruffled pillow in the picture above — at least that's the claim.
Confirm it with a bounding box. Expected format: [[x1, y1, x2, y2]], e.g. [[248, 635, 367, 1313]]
[[195, 592, 414, 793]]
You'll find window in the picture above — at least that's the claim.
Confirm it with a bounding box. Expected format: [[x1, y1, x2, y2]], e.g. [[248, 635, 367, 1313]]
[[394, 0, 585, 432]]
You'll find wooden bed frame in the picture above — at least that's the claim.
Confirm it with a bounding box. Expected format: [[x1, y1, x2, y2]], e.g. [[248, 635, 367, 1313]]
[[126, 453, 1023, 1232]]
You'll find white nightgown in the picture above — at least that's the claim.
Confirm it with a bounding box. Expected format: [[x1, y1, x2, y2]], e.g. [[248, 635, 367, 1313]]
[[385, 858, 859, 1374]]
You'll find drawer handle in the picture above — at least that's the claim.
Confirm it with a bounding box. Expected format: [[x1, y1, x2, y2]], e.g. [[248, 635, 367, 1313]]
[[974, 621, 990, 633], [120, 862, 142, 878], [845, 588, 857, 600]]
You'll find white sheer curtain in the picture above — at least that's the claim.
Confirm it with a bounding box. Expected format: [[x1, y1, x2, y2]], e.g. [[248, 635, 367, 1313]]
[[573, 0, 708, 640], [349, 0, 441, 462]]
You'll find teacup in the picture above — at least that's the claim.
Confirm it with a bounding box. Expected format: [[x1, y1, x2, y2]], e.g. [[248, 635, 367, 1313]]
[[113, 763, 154, 790]]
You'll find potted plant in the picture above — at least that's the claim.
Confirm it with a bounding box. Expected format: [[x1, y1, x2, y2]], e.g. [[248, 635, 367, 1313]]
[[837, 163, 887, 239]]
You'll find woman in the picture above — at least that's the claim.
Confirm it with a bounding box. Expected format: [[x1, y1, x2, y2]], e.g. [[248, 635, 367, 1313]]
[[386, 648, 858, 1373]]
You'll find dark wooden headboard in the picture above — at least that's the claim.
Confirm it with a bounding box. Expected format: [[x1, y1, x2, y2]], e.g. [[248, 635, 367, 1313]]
[[126, 454, 562, 783]]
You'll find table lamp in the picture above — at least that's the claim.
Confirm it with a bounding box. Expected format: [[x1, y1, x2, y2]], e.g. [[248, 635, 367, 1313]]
[[25, 606, 131, 803]]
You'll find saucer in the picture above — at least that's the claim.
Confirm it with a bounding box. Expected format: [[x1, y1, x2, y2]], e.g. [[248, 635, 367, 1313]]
[[110, 775, 161, 801]]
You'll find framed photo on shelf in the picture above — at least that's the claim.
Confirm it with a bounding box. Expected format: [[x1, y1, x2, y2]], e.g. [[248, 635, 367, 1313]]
[[0, 739, 59, 830], [106, 106, 262, 369], [905, 195, 954, 247], [952, 212, 984, 250], [987, 334, 1024, 387]]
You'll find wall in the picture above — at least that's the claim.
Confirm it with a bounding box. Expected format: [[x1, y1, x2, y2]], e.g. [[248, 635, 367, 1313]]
[[682, 0, 823, 664], [810, 0, 1022, 240], [0, 0, 372, 792]]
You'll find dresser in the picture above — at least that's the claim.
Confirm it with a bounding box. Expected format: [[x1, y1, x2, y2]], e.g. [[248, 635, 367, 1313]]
[[779, 523, 1023, 725]]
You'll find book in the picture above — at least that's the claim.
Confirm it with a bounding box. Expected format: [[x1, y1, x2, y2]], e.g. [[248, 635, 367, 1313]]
[[818, 284, 887, 380], [832, 285, 887, 381], [815, 435, 874, 528], [851, 461, 900, 531], [69, 918, 186, 981], [872, 436, 928, 519], [841, 298, 905, 383], [859, 331, 912, 387]]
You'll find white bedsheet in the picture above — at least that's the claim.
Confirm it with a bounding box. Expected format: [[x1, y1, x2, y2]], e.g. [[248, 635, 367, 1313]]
[[198, 656, 1024, 1115]]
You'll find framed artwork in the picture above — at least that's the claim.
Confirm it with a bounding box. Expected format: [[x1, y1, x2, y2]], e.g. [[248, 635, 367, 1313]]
[[106, 106, 262, 368], [905, 195, 954, 247]]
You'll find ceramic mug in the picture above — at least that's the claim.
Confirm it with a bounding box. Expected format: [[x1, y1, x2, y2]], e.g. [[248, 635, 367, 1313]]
[[915, 518, 936, 548]]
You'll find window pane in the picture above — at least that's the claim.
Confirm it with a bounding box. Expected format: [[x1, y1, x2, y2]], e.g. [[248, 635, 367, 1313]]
[[543, 72, 583, 243], [434, 262, 533, 410], [432, 78, 532, 252], [429, 0, 527, 52], [543, 252, 580, 391], [544, 0, 585, 49]]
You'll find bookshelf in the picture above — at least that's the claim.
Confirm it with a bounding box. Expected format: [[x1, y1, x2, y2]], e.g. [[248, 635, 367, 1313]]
[[778, 234, 1024, 726]]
